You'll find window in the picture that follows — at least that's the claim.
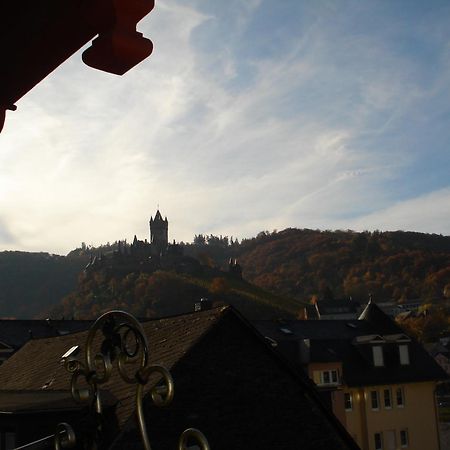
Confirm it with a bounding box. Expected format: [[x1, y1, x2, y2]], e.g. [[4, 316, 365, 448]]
[[344, 392, 353, 411], [400, 429, 409, 447], [374, 432, 383, 450], [331, 370, 338, 383], [319, 370, 339, 385], [399, 345, 410, 365], [373, 346, 384, 366], [371, 390, 379, 410], [396, 387, 405, 407], [383, 388, 392, 409]]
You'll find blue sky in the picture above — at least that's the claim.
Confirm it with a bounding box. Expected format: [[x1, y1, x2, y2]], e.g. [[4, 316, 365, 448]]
[[1, 0, 450, 254]]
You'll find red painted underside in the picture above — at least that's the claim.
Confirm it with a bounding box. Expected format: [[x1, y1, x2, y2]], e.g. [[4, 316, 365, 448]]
[[0, 0, 154, 133]]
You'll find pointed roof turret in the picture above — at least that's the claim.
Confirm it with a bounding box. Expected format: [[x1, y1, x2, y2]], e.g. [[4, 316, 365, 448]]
[[358, 297, 400, 332], [150, 209, 167, 224]]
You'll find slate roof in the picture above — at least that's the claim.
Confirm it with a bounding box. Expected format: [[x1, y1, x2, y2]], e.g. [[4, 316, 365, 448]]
[[317, 299, 361, 315], [0, 319, 93, 349], [253, 302, 448, 387], [425, 342, 450, 357], [0, 307, 358, 450]]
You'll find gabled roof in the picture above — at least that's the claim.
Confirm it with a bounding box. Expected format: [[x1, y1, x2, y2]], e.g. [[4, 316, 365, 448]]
[[358, 299, 389, 324], [0, 319, 93, 349], [0, 307, 358, 450], [253, 304, 448, 387]]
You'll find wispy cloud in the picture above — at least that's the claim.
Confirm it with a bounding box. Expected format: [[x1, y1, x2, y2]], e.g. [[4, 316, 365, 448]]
[[343, 188, 450, 235]]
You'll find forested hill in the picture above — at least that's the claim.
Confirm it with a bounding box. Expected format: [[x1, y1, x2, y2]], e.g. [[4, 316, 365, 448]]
[[50, 269, 302, 320], [1, 229, 449, 318], [0, 251, 89, 318], [184, 229, 450, 303]]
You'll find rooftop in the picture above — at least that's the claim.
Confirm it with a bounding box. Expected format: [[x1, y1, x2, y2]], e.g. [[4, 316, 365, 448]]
[[253, 302, 448, 387], [0, 306, 358, 449], [0, 319, 93, 349]]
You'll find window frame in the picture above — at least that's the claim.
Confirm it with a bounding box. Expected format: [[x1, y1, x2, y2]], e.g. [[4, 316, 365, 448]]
[[371, 390, 379, 410], [399, 344, 410, 365], [344, 392, 353, 412], [331, 369, 338, 383], [373, 345, 384, 367], [383, 388, 392, 409], [374, 432, 383, 450], [400, 429, 409, 448], [319, 369, 339, 386], [396, 387, 405, 408]]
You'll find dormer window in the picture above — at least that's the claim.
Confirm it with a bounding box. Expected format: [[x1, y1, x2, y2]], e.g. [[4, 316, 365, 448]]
[[399, 344, 410, 365], [319, 369, 339, 385], [373, 345, 384, 367]]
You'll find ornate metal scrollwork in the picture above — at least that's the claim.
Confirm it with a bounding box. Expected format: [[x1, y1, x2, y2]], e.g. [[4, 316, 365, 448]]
[[54, 423, 76, 450], [56, 310, 210, 450]]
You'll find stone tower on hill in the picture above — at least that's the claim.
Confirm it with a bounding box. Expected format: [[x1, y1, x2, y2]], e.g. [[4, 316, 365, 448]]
[[149, 210, 168, 257]]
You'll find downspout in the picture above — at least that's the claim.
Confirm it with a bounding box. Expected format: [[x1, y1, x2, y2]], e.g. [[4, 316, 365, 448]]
[[434, 383, 442, 450]]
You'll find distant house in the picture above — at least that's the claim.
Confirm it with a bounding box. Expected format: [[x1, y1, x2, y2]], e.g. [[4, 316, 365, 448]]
[[0, 307, 359, 450], [425, 341, 450, 377], [253, 301, 448, 450], [376, 300, 423, 319], [0, 319, 92, 365], [306, 298, 362, 320]]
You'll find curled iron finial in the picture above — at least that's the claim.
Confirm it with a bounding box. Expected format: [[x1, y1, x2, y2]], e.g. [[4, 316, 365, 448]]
[[54, 423, 76, 450], [61, 310, 210, 450], [178, 428, 211, 450], [85, 310, 149, 385], [136, 364, 175, 450]]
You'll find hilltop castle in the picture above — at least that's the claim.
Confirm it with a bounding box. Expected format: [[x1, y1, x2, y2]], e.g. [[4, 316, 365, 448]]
[[129, 209, 172, 259], [149, 210, 168, 255], [85, 209, 183, 273], [84, 210, 241, 279]]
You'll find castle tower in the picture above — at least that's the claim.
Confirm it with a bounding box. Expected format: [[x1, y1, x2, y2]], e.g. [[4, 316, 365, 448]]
[[149, 209, 168, 256]]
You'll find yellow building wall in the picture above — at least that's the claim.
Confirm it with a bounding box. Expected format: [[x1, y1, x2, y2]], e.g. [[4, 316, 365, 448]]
[[344, 382, 440, 450], [308, 361, 343, 384], [308, 362, 347, 427]]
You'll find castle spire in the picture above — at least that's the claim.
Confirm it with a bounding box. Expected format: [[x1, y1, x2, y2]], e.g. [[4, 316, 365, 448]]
[[149, 208, 168, 257]]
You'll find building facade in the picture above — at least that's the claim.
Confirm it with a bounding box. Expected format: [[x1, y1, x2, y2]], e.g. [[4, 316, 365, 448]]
[[0, 307, 360, 450], [254, 301, 447, 450]]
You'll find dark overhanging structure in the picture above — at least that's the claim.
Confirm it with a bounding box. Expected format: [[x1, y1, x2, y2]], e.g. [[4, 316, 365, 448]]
[[0, 0, 155, 133]]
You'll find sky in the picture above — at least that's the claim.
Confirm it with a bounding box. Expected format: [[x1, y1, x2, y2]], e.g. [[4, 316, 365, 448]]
[[1, 0, 450, 255]]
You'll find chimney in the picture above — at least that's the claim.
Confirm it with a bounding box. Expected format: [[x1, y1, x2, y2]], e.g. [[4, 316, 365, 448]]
[[194, 298, 212, 312]]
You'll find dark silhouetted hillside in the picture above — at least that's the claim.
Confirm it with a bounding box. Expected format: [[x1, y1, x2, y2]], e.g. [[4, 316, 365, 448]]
[[0, 251, 89, 318]]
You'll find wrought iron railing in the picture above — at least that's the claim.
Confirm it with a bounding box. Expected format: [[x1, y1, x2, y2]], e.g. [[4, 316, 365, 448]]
[[14, 310, 210, 450]]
